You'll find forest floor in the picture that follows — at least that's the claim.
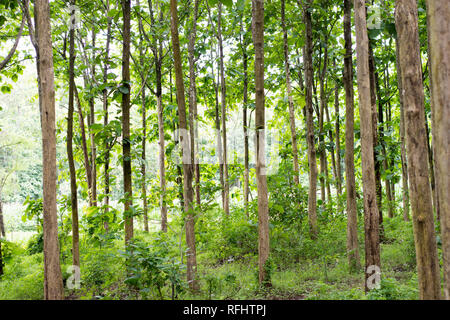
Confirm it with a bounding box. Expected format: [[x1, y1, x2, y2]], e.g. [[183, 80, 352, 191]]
[[0, 211, 429, 300]]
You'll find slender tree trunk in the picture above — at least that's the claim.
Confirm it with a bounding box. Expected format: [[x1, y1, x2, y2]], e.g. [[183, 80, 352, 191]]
[[89, 31, 97, 208], [207, 31, 225, 204], [395, 0, 441, 300], [102, 0, 112, 231], [0, 196, 4, 276], [425, 0, 449, 300], [170, 0, 198, 291], [34, 0, 64, 300], [240, 19, 250, 216], [141, 87, 149, 232], [252, 0, 270, 285], [318, 39, 329, 206], [343, 0, 360, 272], [374, 69, 394, 219], [302, 0, 318, 238], [138, 0, 149, 232], [395, 38, 410, 221], [122, 0, 133, 244], [281, 0, 299, 185], [333, 59, 342, 200], [354, 0, 381, 292], [218, 3, 229, 215], [325, 100, 337, 202], [68, 0, 79, 269], [188, 0, 200, 210], [148, 0, 167, 232], [368, 42, 383, 240], [74, 87, 93, 206], [0, 198, 4, 238]]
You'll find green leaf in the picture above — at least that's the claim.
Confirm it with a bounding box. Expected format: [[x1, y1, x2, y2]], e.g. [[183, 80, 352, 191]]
[[220, 0, 232, 8], [118, 85, 129, 94]]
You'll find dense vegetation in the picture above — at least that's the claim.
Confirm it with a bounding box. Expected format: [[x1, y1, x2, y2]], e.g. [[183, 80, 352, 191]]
[[0, 0, 448, 300]]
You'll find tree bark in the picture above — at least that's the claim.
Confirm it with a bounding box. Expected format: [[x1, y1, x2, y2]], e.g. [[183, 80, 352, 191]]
[[395, 38, 410, 221], [102, 0, 112, 231], [139, 0, 149, 232], [281, 0, 299, 185], [354, 0, 381, 292], [218, 3, 229, 215], [395, 0, 441, 300], [343, 0, 360, 272], [67, 0, 79, 269], [188, 0, 200, 210], [240, 18, 250, 216], [122, 0, 133, 244], [302, 0, 318, 239], [368, 42, 383, 239], [74, 87, 93, 207], [252, 0, 270, 285], [425, 0, 449, 300], [170, 0, 198, 291], [34, 0, 64, 300]]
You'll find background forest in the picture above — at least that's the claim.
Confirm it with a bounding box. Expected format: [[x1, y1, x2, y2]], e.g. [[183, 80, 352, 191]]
[[0, 0, 448, 300]]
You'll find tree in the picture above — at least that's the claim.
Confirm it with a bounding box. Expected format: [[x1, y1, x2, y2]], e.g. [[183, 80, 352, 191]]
[[188, 0, 201, 210], [395, 37, 410, 221], [252, 0, 270, 285], [34, 0, 65, 300], [101, 0, 113, 231], [122, 0, 133, 244], [426, 0, 449, 300], [281, 0, 299, 186], [395, 0, 441, 300], [343, 0, 360, 272], [218, 2, 230, 215], [67, 0, 79, 269], [353, 0, 380, 292], [170, 0, 198, 291], [302, 0, 318, 239]]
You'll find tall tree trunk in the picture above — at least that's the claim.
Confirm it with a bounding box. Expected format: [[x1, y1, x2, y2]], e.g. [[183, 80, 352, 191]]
[[122, 0, 133, 244], [281, 0, 299, 185], [34, 0, 64, 300], [74, 87, 93, 207], [141, 86, 149, 232], [333, 59, 342, 200], [240, 19, 250, 216], [395, 38, 410, 221], [374, 69, 394, 219], [102, 0, 112, 231], [325, 99, 337, 204], [354, 0, 381, 292], [148, 0, 168, 232], [252, 0, 270, 285], [139, 0, 149, 232], [170, 0, 198, 291], [319, 39, 329, 206], [0, 197, 4, 276], [395, 0, 441, 300], [368, 42, 383, 239], [302, 0, 318, 238], [89, 31, 97, 208], [218, 3, 229, 215], [425, 0, 449, 300], [188, 0, 200, 210], [207, 30, 225, 205], [343, 0, 360, 272], [68, 0, 79, 269]]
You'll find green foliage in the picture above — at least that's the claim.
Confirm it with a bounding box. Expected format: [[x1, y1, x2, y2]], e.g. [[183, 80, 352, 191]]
[[367, 277, 419, 300], [26, 232, 44, 255], [120, 238, 186, 300]]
